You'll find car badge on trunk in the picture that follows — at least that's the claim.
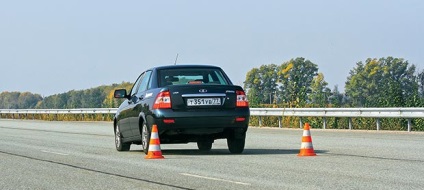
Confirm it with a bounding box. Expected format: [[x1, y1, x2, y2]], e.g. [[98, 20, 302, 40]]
[[199, 89, 207, 93]]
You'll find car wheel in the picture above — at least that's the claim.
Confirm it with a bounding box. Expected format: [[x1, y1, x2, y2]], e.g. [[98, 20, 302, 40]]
[[141, 122, 150, 154], [115, 125, 130, 151], [197, 140, 213, 151], [227, 136, 245, 154]]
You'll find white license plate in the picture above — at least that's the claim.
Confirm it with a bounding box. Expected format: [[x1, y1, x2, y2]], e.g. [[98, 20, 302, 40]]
[[187, 98, 221, 106]]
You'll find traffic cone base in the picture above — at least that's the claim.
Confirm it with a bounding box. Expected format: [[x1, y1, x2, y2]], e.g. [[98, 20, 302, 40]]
[[145, 125, 164, 159], [298, 123, 317, 157], [298, 147, 317, 156]]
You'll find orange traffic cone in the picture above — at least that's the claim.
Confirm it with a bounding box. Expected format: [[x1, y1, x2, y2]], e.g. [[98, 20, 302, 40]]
[[145, 124, 164, 159], [298, 123, 316, 156]]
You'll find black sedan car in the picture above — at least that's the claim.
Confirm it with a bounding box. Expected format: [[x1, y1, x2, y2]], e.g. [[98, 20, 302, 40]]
[[113, 65, 250, 154]]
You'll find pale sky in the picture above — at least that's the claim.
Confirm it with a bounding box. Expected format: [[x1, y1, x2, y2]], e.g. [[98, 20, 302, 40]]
[[1, 0, 423, 96]]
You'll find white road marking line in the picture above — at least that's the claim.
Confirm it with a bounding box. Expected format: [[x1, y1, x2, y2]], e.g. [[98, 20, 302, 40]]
[[41, 150, 69, 156], [180, 173, 251, 186]]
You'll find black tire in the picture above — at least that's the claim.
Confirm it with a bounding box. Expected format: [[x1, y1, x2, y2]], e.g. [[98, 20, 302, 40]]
[[197, 141, 213, 151], [141, 122, 151, 154], [227, 136, 245, 154], [115, 125, 130, 151]]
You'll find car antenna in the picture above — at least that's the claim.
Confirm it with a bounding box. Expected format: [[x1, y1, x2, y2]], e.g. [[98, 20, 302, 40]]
[[174, 53, 179, 65]]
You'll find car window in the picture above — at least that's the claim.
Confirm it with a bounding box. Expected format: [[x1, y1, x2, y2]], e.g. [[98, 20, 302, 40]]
[[209, 70, 227, 84], [137, 70, 152, 93], [130, 72, 144, 96], [158, 68, 229, 87]]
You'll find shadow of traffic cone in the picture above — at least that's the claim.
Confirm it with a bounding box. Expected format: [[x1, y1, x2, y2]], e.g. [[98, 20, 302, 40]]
[[298, 123, 316, 156], [145, 124, 164, 159]]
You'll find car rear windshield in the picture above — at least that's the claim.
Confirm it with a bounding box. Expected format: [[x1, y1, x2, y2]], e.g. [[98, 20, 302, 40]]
[[158, 68, 230, 87]]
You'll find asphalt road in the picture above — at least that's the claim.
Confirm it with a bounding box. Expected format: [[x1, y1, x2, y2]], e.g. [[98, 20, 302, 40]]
[[1, 120, 423, 190]]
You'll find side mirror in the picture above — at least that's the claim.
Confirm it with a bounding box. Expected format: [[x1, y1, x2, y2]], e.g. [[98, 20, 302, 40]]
[[114, 89, 128, 99]]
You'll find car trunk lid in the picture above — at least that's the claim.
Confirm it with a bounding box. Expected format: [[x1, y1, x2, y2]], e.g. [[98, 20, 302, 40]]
[[167, 85, 242, 110]]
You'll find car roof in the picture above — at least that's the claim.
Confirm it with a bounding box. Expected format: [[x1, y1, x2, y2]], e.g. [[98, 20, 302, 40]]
[[149, 64, 222, 71]]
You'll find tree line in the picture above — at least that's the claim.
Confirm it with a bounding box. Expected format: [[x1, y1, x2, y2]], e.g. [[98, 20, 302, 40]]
[[244, 56, 424, 108], [1, 56, 423, 110], [0, 82, 132, 109]]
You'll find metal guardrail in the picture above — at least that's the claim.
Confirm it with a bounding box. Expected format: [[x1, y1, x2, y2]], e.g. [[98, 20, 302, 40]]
[[250, 108, 424, 132], [1, 108, 423, 132], [0, 108, 118, 114], [249, 107, 424, 118], [0, 108, 118, 121]]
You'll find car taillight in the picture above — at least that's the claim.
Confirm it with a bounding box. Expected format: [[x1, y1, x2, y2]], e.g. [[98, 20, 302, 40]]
[[236, 90, 249, 107], [235, 117, 246, 122], [153, 91, 172, 109], [163, 118, 175, 124]]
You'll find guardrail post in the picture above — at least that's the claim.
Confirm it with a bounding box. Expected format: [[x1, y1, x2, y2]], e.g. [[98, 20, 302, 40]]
[[278, 117, 282, 128], [258, 116, 262, 127], [407, 119, 412, 132], [299, 117, 303, 129], [323, 117, 327, 129], [376, 118, 381, 131], [348, 118, 352, 130]]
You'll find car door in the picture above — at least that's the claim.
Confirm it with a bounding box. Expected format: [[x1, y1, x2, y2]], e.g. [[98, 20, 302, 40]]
[[118, 73, 144, 138], [129, 70, 152, 136]]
